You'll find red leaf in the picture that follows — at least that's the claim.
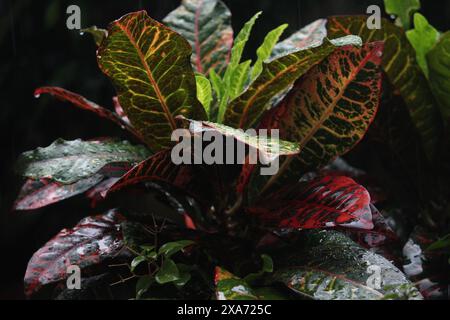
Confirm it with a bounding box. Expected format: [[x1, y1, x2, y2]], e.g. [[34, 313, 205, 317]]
[[35, 87, 142, 141], [246, 176, 373, 230], [24, 210, 125, 297], [14, 175, 104, 211]]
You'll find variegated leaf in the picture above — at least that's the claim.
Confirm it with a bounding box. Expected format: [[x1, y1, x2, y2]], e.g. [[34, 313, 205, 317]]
[[97, 11, 206, 151], [247, 176, 373, 230], [247, 41, 383, 197], [214, 267, 258, 300], [327, 16, 442, 159], [163, 0, 233, 76], [272, 19, 327, 57]]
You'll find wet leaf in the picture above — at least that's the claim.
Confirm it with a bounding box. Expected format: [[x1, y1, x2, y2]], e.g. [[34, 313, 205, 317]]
[[24, 210, 125, 297], [163, 0, 233, 76], [274, 230, 422, 300], [16, 138, 150, 184], [272, 19, 327, 57], [247, 176, 373, 230], [14, 175, 103, 211], [327, 16, 442, 159], [97, 11, 206, 151], [181, 117, 300, 163], [214, 267, 258, 300]]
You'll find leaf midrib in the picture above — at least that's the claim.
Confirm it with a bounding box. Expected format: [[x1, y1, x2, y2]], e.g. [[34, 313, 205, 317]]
[[116, 20, 177, 131]]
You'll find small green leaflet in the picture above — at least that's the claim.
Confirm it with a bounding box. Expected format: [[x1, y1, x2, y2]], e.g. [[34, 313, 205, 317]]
[[251, 24, 289, 81], [406, 13, 440, 77], [16, 139, 150, 184], [196, 74, 213, 118], [216, 12, 262, 123]]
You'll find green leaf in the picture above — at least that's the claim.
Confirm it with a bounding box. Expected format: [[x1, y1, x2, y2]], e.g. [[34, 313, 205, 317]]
[[217, 12, 262, 123], [97, 11, 206, 152], [223, 37, 342, 129], [327, 16, 443, 159], [214, 267, 258, 300], [427, 31, 450, 122], [16, 139, 150, 184], [180, 118, 300, 163], [384, 0, 420, 29], [131, 256, 146, 272], [274, 230, 422, 300], [272, 19, 327, 57], [163, 0, 233, 76], [155, 258, 180, 284], [251, 24, 289, 81], [406, 13, 440, 77], [158, 240, 194, 258], [195, 74, 213, 118], [81, 26, 108, 46], [136, 275, 153, 299], [426, 234, 450, 251], [173, 264, 192, 287], [229, 60, 252, 100]]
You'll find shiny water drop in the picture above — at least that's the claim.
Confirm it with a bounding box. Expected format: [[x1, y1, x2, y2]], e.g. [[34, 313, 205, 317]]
[[34, 93, 40, 98], [79, 31, 85, 36]]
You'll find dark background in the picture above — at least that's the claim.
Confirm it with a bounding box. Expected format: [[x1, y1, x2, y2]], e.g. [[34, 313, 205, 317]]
[[1, 0, 449, 299]]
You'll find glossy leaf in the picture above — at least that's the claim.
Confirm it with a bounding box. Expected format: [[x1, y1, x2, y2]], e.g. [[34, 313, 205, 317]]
[[274, 230, 422, 300], [14, 175, 103, 211], [195, 74, 213, 117], [383, 0, 420, 29], [272, 19, 327, 57], [214, 267, 258, 300], [158, 240, 194, 258], [97, 11, 206, 151], [247, 176, 373, 230], [251, 23, 288, 81], [155, 258, 180, 284], [406, 13, 440, 77], [327, 16, 442, 158], [224, 36, 364, 130], [24, 210, 125, 297], [34, 87, 140, 139], [427, 31, 450, 121], [182, 118, 300, 163], [249, 41, 382, 196], [163, 0, 233, 76], [80, 26, 108, 46], [16, 138, 150, 184]]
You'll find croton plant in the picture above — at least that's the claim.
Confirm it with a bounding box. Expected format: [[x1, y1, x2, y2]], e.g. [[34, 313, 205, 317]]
[[14, 0, 450, 300]]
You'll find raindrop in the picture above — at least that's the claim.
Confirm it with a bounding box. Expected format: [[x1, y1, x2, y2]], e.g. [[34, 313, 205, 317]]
[[79, 31, 85, 36], [34, 93, 41, 98], [390, 15, 396, 19]]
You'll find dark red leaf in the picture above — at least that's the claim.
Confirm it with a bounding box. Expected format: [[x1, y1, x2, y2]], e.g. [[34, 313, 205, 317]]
[[24, 210, 125, 297], [246, 176, 373, 230], [34, 87, 142, 141], [14, 175, 104, 211]]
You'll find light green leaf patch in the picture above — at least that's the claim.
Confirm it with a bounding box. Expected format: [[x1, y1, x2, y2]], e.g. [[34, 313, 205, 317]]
[[406, 13, 440, 77], [384, 0, 421, 29]]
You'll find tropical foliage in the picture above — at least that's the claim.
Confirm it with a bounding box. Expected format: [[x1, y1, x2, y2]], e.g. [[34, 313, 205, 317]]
[[14, 0, 449, 300]]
